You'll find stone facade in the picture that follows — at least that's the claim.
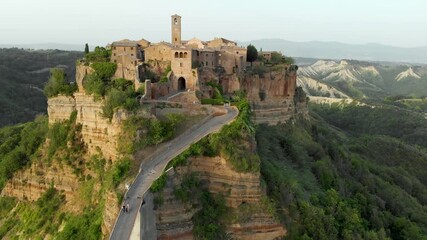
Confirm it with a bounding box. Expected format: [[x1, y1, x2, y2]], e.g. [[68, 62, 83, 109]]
[[144, 42, 173, 62], [108, 14, 249, 97]]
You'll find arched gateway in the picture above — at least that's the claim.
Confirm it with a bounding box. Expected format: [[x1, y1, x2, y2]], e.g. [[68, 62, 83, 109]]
[[178, 77, 186, 91]]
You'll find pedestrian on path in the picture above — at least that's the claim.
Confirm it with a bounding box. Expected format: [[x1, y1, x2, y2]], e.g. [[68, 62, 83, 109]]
[[122, 205, 126, 213], [126, 203, 130, 212]]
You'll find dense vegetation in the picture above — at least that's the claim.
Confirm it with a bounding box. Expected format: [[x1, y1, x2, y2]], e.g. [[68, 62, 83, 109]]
[[310, 103, 427, 148], [0, 116, 47, 190], [118, 113, 184, 154], [0, 109, 127, 238], [80, 48, 141, 120], [256, 104, 427, 239], [168, 99, 259, 173], [44, 68, 77, 98]]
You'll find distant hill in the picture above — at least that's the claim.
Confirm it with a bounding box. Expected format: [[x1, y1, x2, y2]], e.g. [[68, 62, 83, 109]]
[[0, 48, 83, 127], [241, 39, 427, 64], [297, 59, 427, 99], [0, 43, 84, 51]]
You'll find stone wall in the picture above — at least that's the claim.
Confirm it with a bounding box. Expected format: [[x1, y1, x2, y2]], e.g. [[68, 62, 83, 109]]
[[220, 46, 247, 74], [145, 43, 173, 62]]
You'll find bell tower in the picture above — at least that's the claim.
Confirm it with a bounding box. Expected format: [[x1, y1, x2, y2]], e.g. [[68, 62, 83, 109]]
[[171, 14, 182, 45]]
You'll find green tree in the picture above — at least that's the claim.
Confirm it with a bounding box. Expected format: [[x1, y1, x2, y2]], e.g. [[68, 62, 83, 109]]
[[43, 68, 77, 98], [246, 44, 258, 66], [84, 43, 89, 54]]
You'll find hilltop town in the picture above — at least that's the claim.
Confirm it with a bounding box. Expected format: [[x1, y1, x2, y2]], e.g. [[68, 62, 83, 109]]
[[98, 14, 301, 124]]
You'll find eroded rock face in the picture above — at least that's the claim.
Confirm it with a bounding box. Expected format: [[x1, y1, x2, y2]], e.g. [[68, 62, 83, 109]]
[[47, 93, 124, 162], [241, 68, 298, 125], [187, 156, 262, 208], [76, 64, 93, 92], [102, 190, 120, 237], [1, 161, 79, 203], [155, 156, 286, 240]]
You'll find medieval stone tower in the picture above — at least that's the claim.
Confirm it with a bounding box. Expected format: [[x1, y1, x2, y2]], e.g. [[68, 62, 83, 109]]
[[171, 14, 182, 45]]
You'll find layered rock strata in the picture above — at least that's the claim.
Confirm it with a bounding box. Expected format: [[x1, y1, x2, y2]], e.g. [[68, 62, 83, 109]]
[[48, 93, 124, 162], [241, 67, 298, 125], [155, 156, 286, 239]]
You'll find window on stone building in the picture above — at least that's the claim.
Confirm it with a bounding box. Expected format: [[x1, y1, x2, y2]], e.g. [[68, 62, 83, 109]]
[[206, 54, 208, 57], [236, 51, 239, 54], [114, 60, 117, 63], [131, 47, 134, 50], [180, 63, 183, 67], [131, 54, 134, 56], [114, 53, 116, 56], [175, 52, 179, 58], [206, 61, 208, 66], [114, 47, 116, 50], [175, 38, 177, 42], [184, 52, 188, 58], [180, 52, 183, 58]]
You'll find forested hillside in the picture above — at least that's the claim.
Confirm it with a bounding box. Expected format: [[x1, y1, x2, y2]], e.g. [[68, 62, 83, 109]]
[[257, 103, 427, 239], [0, 48, 82, 127]]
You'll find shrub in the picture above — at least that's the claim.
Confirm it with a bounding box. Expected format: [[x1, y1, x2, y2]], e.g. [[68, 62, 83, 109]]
[[192, 191, 227, 239], [84, 46, 111, 63], [56, 209, 102, 240], [119, 114, 184, 154], [111, 158, 131, 187], [0, 116, 47, 190], [91, 62, 117, 81], [83, 74, 105, 97], [150, 173, 167, 192], [44, 68, 77, 98]]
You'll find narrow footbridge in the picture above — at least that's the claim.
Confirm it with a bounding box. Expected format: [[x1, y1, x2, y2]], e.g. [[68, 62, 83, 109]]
[[110, 106, 238, 240]]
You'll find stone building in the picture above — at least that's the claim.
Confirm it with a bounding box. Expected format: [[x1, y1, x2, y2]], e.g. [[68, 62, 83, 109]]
[[108, 14, 251, 99]]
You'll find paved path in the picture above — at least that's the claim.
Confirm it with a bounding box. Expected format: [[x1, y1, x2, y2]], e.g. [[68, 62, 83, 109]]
[[110, 107, 238, 240]]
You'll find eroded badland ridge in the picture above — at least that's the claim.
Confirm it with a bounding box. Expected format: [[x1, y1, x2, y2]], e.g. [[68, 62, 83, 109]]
[[1, 15, 305, 239]]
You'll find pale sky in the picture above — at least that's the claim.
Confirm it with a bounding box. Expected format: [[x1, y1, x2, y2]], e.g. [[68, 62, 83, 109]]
[[1, 0, 426, 48]]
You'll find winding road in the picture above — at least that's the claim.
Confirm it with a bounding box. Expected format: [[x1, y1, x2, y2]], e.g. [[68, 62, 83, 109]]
[[110, 106, 238, 240]]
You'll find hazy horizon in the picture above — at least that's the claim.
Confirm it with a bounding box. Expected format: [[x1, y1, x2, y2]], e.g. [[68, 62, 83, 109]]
[[1, 0, 426, 48]]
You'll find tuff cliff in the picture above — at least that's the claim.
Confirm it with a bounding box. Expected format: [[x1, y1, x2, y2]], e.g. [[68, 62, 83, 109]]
[[241, 66, 299, 125], [155, 156, 286, 240], [47, 92, 125, 162]]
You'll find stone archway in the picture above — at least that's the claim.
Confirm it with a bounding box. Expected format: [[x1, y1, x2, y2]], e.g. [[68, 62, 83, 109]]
[[178, 77, 186, 91]]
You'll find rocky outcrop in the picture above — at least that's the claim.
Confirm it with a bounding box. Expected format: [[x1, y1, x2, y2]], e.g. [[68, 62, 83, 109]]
[[2, 161, 80, 208], [157, 180, 198, 240], [186, 156, 261, 207], [48, 93, 125, 162], [155, 156, 286, 240], [241, 67, 297, 125], [75, 64, 93, 92]]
